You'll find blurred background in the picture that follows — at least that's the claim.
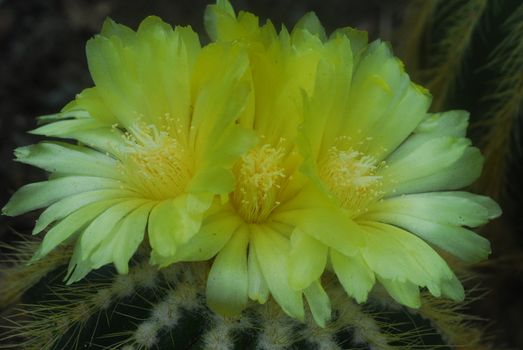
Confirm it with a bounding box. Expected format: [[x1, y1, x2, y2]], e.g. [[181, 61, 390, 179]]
[[0, 0, 521, 348]]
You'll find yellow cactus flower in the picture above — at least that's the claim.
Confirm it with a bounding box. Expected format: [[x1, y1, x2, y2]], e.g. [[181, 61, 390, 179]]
[[3, 15, 257, 282], [290, 34, 502, 310], [2, 0, 500, 327], [193, 0, 500, 325]]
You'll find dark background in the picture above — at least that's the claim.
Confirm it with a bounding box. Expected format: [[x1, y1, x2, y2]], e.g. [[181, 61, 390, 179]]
[[0, 0, 520, 349]]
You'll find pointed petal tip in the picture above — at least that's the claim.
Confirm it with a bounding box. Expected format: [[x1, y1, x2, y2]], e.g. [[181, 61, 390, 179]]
[[28, 252, 42, 265], [2, 203, 14, 217], [487, 199, 502, 219], [207, 300, 245, 318], [13, 146, 30, 159], [441, 275, 465, 302]]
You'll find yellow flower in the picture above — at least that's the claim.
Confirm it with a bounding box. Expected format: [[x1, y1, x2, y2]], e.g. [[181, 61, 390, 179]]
[[2, 0, 500, 327], [279, 13, 501, 309], [194, 0, 500, 325], [3, 16, 257, 282]]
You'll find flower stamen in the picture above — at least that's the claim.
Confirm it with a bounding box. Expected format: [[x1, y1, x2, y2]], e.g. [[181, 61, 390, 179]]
[[319, 144, 384, 216], [119, 123, 193, 200], [232, 143, 287, 223]]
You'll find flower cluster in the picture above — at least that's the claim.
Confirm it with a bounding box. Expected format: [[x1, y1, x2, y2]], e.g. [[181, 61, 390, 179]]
[[3, 0, 500, 326]]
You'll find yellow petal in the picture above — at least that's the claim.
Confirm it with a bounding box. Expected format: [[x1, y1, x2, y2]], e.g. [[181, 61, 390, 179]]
[[172, 206, 243, 262], [380, 137, 471, 196], [2, 176, 121, 217], [252, 225, 304, 320], [303, 281, 331, 327], [80, 199, 148, 260], [331, 250, 375, 303], [33, 189, 135, 235], [289, 228, 328, 290], [33, 199, 123, 261], [248, 239, 270, 304], [90, 202, 154, 273], [293, 12, 326, 41], [206, 225, 249, 316], [379, 277, 421, 308], [360, 221, 457, 299]]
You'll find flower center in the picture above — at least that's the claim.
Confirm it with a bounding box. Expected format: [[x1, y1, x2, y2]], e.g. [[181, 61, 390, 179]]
[[319, 145, 383, 216], [232, 144, 286, 223], [119, 123, 192, 200]]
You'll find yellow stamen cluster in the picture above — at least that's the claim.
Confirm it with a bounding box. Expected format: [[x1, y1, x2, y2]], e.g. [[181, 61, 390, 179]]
[[319, 145, 384, 216], [232, 143, 287, 223], [120, 123, 193, 200]]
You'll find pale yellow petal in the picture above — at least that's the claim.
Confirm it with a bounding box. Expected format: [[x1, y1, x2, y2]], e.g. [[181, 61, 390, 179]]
[[172, 207, 242, 262], [379, 277, 421, 308], [206, 225, 249, 316], [303, 281, 331, 327], [2, 176, 122, 217], [32, 199, 123, 261], [79, 199, 148, 260], [248, 239, 270, 304], [252, 225, 304, 320], [289, 228, 328, 290], [90, 202, 154, 273], [331, 250, 375, 303]]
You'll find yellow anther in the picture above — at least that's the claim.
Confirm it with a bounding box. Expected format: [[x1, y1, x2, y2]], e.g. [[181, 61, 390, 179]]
[[319, 144, 384, 216], [232, 144, 287, 223]]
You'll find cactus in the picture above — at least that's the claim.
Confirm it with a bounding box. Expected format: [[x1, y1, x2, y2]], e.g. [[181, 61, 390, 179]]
[[0, 1, 504, 349], [0, 239, 488, 350]]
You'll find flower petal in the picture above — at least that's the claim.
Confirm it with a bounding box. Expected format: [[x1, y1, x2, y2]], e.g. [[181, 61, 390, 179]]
[[360, 221, 457, 299], [149, 194, 212, 266], [289, 228, 328, 290], [365, 82, 431, 160], [148, 199, 180, 260], [33, 189, 135, 235], [364, 213, 491, 263], [86, 17, 201, 129], [252, 225, 304, 320], [65, 243, 92, 284], [204, 0, 236, 42], [32, 199, 122, 261], [330, 27, 368, 58], [248, 240, 270, 304], [387, 110, 470, 163], [275, 206, 363, 257], [293, 12, 327, 41], [79, 199, 148, 260], [378, 277, 421, 308], [380, 137, 471, 196], [440, 274, 465, 302], [337, 42, 412, 146], [30, 118, 105, 138], [188, 125, 256, 195], [365, 191, 500, 228], [90, 202, 154, 273], [188, 44, 257, 195], [300, 36, 352, 161], [363, 192, 498, 263], [206, 225, 249, 316], [331, 250, 375, 303], [2, 176, 122, 217], [275, 184, 364, 255], [172, 206, 243, 262], [15, 142, 120, 179], [31, 117, 126, 157], [303, 281, 331, 327]]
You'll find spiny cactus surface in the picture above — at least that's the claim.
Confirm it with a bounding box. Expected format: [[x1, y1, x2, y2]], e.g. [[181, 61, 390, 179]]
[[0, 241, 488, 350]]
